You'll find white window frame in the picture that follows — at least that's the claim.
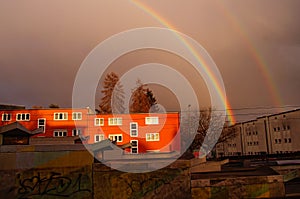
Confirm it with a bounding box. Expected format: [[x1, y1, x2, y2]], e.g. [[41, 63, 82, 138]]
[[130, 122, 138, 137], [145, 117, 159, 125], [130, 140, 138, 154], [108, 117, 122, 126], [109, 134, 123, 142], [72, 129, 82, 136], [53, 130, 67, 137], [16, 113, 30, 121], [2, 113, 12, 121], [94, 118, 104, 126], [72, 112, 82, 120], [54, 112, 68, 120], [146, 133, 160, 141], [95, 134, 105, 143], [37, 118, 46, 133]]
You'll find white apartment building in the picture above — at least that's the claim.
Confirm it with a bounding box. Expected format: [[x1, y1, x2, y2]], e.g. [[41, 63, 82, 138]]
[[216, 109, 300, 157]]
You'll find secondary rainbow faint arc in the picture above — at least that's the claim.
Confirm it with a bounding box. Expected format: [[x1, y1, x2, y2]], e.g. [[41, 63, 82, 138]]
[[215, 1, 284, 108], [130, 0, 236, 124]]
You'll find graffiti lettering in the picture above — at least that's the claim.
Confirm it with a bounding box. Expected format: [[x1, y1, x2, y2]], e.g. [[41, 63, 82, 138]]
[[17, 172, 91, 198], [121, 171, 180, 198]]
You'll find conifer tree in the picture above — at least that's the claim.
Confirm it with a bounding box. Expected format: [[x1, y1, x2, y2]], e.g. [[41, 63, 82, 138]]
[[99, 72, 125, 114], [146, 88, 159, 112]]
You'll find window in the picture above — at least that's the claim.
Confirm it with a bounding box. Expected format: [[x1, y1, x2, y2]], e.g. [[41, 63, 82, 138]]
[[278, 139, 281, 144], [72, 112, 82, 120], [2, 113, 12, 121], [130, 122, 138, 137], [38, 118, 46, 133], [109, 134, 123, 142], [53, 130, 67, 137], [146, 133, 160, 141], [273, 128, 276, 132], [275, 139, 278, 144], [131, 140, 138, 154], [284, 138, 287, 143], [108, 118, 122, 126], [72, 129, 81, 136], [145, 117, 159, 125], [95, 134, 105, 143], [94, 118, 104, 126], [16, 113, 30, 121], [288, 138, 292, 143], [54, 112, 68, 120]]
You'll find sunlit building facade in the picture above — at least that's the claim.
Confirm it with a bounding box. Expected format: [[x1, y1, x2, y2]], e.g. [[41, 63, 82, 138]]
[[0, 108, 180, 154]]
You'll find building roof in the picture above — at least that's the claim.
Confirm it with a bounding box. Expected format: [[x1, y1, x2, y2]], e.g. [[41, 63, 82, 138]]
[[0, 104, 25, 110], [257, 108, 300, 119], [87, 139, 122, 152], [0, 122, 43, 135]]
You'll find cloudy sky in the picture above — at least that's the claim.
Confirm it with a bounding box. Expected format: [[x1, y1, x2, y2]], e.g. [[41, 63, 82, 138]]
[[0, 0, 299, 122]]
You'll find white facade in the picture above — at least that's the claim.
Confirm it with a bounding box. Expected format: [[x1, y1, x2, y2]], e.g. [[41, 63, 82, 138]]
[[216, 109, 300, 157]]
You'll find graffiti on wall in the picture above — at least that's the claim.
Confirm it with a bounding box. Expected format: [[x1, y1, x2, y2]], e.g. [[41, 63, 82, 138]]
[[16, 171, 91, 198]]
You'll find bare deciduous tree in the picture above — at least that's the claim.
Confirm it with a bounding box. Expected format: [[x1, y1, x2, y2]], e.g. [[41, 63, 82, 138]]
[[181, 107, 236, 157], [130, 79, 158, 113]]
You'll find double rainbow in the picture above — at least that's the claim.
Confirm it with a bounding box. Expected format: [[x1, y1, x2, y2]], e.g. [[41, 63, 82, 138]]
[[132, 1, 276, 124]]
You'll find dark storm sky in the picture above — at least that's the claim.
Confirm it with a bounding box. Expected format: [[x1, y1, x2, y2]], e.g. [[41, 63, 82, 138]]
[[0, 0, 300, 122]]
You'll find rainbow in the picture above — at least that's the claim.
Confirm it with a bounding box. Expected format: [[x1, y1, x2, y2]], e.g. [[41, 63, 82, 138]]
[[130, 0, 237, 124], [214, 2, 283, 109]]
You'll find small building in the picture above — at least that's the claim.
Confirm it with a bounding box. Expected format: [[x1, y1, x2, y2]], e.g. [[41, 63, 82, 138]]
[[0, 122, 42, 145]]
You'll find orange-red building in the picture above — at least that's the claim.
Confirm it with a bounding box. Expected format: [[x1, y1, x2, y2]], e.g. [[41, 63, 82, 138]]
[[0, 108, 180, 153]]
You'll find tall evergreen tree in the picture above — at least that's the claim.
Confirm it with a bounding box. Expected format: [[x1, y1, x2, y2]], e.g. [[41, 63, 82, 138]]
[[146, 88, 159, 112], [98, 72, 125, 114]]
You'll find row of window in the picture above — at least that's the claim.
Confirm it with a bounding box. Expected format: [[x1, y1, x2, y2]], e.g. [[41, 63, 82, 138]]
[[273, 125, 290, 132], [2, 113, 159, 126], [94, 136, 139, 154], [2, 113, 30, 121], [247, 141, 259, 146], [1, 112, 82, 121], [275, 151, 292, 154], [274, 138, 292, 144], [94, 133, 160, 143], [94, 117, 158, 126], [53, 129, 82, 137], [246, 131, 258, 136], [228, 143, 237, 147], [247, 152, 262, 155]]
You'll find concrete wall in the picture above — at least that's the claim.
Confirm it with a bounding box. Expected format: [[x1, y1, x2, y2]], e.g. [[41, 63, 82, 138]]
[[93, 160, 191, 199], [1, 166, 93, 199], [0, 145, 94, 199], [191, 175, 285, 199], [0, 146, 287, 199]]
